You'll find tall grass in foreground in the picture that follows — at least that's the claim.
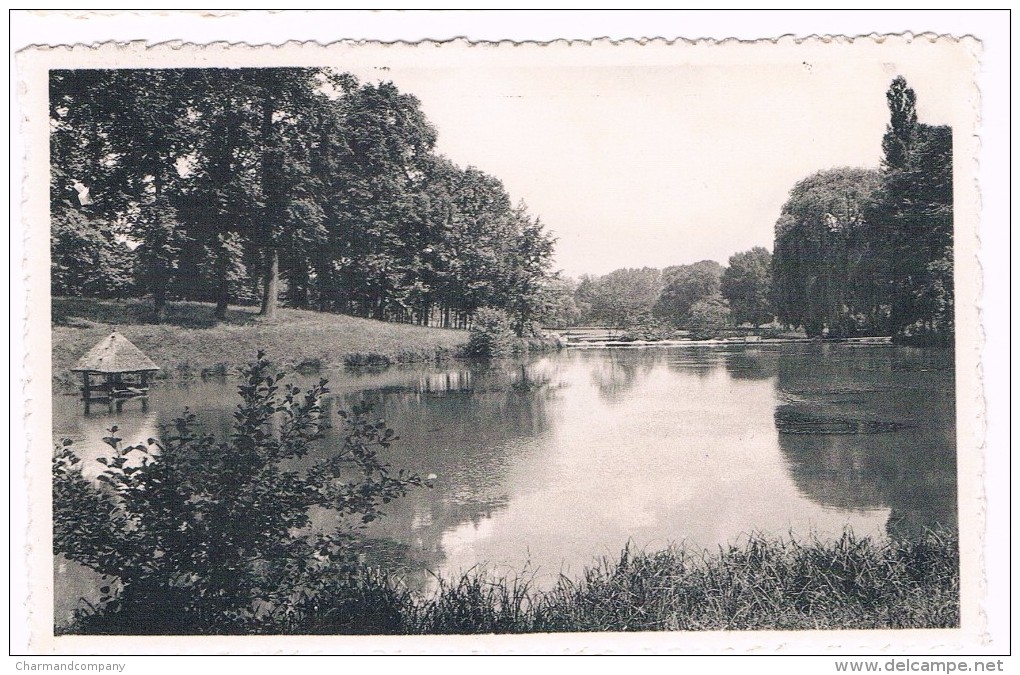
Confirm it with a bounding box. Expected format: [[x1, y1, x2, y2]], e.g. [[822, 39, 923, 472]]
[[262, 530, 959, 634]]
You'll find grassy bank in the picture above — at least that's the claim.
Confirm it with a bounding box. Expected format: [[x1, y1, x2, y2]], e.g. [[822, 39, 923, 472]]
[[52, 297, 469, 389], [66, 530, 958, 635], [294, 531, 959, 634]]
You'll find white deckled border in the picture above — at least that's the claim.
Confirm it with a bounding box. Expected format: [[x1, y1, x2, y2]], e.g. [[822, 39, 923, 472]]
[[15, 33, 986, 656]]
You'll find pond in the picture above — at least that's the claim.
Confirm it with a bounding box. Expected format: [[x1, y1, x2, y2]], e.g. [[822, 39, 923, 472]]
[[52, 343, 957, 623]]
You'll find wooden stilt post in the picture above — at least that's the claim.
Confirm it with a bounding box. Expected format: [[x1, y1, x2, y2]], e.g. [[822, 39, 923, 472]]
[[82, 372, 91, 413]]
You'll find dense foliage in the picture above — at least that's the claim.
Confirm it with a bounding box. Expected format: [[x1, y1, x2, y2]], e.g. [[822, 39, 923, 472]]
[[64, 530, 955, 634], [874, 111, 954, 345], [653, 260, 725, 325], [574, 267, 663, 329], [563, 261, 734, 334], [721, 247, 774, 327], [464, 307, 518, 358], [50, 69, 555, 334], [553, 77, 952, 346], [52, 70, 951, 346], [771, 77, 953, 344], [53, 353, 428, 634], [771, 168, 885, 338]]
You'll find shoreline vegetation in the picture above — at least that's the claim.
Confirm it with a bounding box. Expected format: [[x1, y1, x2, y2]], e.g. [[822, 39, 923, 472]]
[[268, 530, 960, 634], [52, 297, 471, 390], [52, 297, 916, 393], [51, 72, 953, 367], [60, 530, 959, 635], [52, 297, 570, 392]]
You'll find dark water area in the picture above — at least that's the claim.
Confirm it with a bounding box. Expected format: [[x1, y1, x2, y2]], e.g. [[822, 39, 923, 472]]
[[52, 343, 957, 624]]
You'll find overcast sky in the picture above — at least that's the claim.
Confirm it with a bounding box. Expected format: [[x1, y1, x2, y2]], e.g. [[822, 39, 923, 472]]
[[340, 52, 966, 279]]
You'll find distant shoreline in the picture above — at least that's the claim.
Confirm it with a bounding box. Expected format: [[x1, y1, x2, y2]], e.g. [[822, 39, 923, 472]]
[[560, 336, 893, 349]]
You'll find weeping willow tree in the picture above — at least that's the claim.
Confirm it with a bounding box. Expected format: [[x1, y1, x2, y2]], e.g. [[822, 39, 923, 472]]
[[771, 168, 884, 338]]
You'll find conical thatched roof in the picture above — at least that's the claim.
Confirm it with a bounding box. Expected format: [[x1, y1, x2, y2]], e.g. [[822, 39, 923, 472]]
[[71, 332, 160, 374]]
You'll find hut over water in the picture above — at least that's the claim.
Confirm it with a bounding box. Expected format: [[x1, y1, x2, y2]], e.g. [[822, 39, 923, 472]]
[[72, 332, 159, 406]]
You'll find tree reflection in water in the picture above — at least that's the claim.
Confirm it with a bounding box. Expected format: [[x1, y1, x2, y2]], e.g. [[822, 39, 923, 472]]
[[344, 359, 562, 587], [584, 349, 658, 403], [771, 344, 957, 540], [664, 347, 727, 380], [722, 347, 780, 381]]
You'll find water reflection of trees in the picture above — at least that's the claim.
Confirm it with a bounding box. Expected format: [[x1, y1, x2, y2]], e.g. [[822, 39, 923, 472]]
[[721, 348, 780, 381], [56, 360, 563, 594], [581, 347, 750, 403], [663, 348, 727, 380], [326, 360, 561, 582], [586, 350, 657, 402], [774, 346, 957, 539]]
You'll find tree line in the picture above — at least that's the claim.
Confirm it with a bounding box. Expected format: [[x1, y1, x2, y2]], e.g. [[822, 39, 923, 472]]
[[50, 68, 555, 334], [771, 77, 953, 345], [53, 72, 951, 346], [541, 248, 773, 333], [546, 77, 953, 347]]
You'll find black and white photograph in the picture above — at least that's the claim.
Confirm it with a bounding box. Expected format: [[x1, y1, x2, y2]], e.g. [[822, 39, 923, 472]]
[[12, 11, 1007, 663]]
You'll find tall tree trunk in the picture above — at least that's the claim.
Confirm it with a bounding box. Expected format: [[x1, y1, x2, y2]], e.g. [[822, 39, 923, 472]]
[[516, 307, 529, 337], [260, 249, 279, 318], [258, 84, 279, 318], [150, 169, 168, 324], [292, 281, 309, 310], [317, 264, 334, 312], [214, 275, 230, 320], [213, 241, 230, 320], [289, 259, 309, 310], [153, 275, 167, 324]]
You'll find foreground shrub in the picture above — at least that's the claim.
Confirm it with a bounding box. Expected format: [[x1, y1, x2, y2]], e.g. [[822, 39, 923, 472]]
[[465, 307, 517, 358], [54, 352, 429, 634]]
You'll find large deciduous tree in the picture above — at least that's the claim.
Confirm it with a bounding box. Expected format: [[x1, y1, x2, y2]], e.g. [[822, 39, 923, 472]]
[[535, 275, 581, 328], [769, 77, 953, 344], [654, 260, 723, 324], [721, 247, 774, 326], [771, 167, 883, 338], [50, 68, 558, 331], [583, 267, 663, 329], [318, 81, 438, 321], [50, 69, 195, 321]]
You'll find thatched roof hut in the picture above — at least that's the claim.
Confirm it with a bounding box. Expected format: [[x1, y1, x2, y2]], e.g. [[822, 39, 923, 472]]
[[71, 332, 160, 375]]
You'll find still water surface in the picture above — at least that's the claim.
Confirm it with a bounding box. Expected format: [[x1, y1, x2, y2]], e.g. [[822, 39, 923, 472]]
[[53, 344, 956, 618]]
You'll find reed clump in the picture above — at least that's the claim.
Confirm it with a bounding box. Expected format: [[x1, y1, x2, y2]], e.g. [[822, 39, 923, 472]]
[[261, 529, 959, 634]]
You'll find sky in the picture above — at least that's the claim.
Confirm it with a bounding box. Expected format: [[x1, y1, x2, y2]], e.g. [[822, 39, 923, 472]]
[[339, 50, 969, 279]]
